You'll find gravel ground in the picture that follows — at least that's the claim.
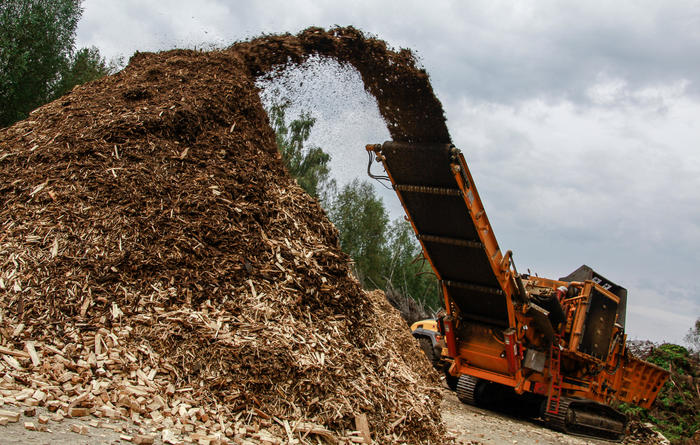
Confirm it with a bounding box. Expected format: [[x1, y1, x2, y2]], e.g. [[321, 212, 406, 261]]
[[0, 406, 160, 445], [440, 388, 614, 445], [1, 388, 669, 444]]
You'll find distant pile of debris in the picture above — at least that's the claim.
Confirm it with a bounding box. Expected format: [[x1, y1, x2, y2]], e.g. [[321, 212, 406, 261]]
[[0, 27, 450, 443]]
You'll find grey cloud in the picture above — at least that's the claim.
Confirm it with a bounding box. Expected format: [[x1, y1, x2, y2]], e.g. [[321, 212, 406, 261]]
[[78, 1, 700, 105], [404, 2, 700, 105], [73, 1, 700, 343]]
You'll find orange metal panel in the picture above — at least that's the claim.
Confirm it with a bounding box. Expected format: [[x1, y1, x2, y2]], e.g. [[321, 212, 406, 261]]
[[455, 362, 518, 388], [449, 153, 517, 328]]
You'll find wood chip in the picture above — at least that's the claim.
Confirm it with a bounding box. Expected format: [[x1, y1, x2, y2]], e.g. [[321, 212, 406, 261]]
[[132, 434, 155, 444], [69, 407, 90, 417], [2, 354, 23, 371], [0, 409, 20, 422], [0, 346, 30, 359], [354, 414, 371, 444], [25, 341, 41, 367], [70, 424, 89, 434]]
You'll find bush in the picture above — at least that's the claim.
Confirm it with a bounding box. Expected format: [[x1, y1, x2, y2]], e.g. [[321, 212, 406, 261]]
[[624, 342, 700, 444]]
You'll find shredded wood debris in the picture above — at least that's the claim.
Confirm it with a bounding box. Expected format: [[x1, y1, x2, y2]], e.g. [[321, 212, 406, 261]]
[[0, 27, 448, 444]]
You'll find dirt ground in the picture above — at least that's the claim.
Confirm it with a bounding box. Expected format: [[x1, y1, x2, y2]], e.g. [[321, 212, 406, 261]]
[[0, 390, 629, 445], [0, 405, 161, 445], [440, 388, 616, 445]]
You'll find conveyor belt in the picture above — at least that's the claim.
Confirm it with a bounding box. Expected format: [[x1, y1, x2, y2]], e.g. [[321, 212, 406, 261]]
[[373, 141, 511, 327]]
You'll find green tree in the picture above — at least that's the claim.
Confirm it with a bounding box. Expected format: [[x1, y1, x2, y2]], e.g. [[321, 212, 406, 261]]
[[267, 103, 443, 315], [384, 219, 441, 310], [0, 0, 114, 128], [685, 318, 700, 351], [327, 179, 389, 289], [55, 46, 113, 97], [269, 103, 332, 198]]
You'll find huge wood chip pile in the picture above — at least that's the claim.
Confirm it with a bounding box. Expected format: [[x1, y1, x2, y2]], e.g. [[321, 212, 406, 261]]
[[0, 27, 451, 444]]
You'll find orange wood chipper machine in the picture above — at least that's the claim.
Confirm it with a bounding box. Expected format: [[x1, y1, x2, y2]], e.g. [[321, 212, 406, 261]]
[[366, 141, 669, 440]]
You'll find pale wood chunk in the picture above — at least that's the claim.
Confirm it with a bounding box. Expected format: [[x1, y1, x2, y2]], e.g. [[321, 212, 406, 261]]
[[354, 414, 371, 444], [162, 428, 180, 444], [12, 323, 25, 337], [46, 400, 61, 412], [0, 409, 20, 422], [69, 407, 90, 417], [32, 389, 47, 402], [95, 333, 103, 355], [2, 355, 23, 371], [151, 410, 164, 423], [0, 346, 30, 359], [100, 405, 118, 419], [25, 341, 41, 367], [133, 434, 156, 444], [70, 423, 89, 434]]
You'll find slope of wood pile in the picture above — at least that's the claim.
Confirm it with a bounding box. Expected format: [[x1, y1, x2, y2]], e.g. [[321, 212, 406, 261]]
[[0, 27, 448, 443]]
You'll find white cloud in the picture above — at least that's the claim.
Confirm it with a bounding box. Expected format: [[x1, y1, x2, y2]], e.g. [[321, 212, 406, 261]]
[[587, 76, 629, 105]]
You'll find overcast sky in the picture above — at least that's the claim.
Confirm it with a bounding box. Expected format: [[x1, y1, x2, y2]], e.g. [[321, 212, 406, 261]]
[[76, 0, 700, 345]]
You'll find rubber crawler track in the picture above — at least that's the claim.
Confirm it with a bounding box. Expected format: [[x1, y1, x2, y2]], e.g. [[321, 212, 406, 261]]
[[456, 375, 478, 405], [544, 398, 626, 442], [543, 398, 570, 433]]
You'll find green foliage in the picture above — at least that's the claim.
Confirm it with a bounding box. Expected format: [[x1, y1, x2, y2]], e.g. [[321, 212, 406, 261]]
[[646, 343, 693, 373], [624, 342, 700, 444], [0, 0, 115, 128], [327, 179, 389, 289], [269, 103, 331, 199], [384, 219, 440, 309], [269, 105, 442, 315], [55, 46, 113, 97], [616, 402, 647, 417]]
